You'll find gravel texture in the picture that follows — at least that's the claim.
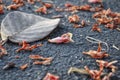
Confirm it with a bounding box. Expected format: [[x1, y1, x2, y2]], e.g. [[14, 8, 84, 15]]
[[0, 0, 120, 80]]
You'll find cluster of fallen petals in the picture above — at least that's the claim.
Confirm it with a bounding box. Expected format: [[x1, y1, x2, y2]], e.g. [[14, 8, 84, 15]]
[[29, 54, 52, 65], [82, 60, 117, 80], [93, 8, 120, 30], [48, 32, 74, 44], [96, 60, 118, 72], [7, 0, 24, 10], [16, 41, 43, 52], [83, 43, 109, 59], [68, 14, 87, 28], [35, 2, 53, 14], [84, 66, 103, 80], [0, 45, 7, 58], [43, 73, 59, 80]]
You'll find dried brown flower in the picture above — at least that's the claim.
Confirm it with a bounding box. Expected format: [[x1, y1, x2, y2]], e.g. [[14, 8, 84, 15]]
[[68, 14, 80, 23], [16, 41, 43, 52], [83, 43, 109, 58], [43, 73, 59, 80], [7, 3, 23, 10], [96, 60, 118, 72], [35, 6, 47, 14], [84, 66, 103, 80]]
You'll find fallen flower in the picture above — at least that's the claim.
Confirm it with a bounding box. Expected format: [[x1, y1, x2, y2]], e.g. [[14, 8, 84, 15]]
[[92, 23, 101, 32], [43, 73, 59, 80], [7, 4, 23, 10], [33, 57, 52, 65], [0, 5, 4, 14], [68, 14, 80, 23], [3, 62, 15, 70], [16, 41, 43, 52], [20, 64, 28, 70], [84, 66, 103, 80], [48, 32, 74, 44], [83, 43, 109, 58], [88, 0, 102, 3], [35, 6, 47, 14], [0, 45, 7, 58], [96, 60, 118, 72]]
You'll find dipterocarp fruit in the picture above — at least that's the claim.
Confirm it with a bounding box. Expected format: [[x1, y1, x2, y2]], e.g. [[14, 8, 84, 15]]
[[1, 11, 60, 43]]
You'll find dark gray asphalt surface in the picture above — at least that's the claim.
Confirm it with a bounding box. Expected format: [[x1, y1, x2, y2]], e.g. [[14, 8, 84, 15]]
[[0, 0, 120, 80]]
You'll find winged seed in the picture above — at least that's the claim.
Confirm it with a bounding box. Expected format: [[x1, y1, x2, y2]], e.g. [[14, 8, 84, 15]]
[[1, 11, 60, 43]]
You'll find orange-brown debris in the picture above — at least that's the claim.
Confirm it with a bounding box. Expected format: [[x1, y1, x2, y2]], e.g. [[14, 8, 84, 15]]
[[96, 60, 118, 72], [16, 41, 43, 52], [20, 64, 28, 70], [92, 23, 101, 32], [68, 14, 80, 23], [83, 43, 109, 59]]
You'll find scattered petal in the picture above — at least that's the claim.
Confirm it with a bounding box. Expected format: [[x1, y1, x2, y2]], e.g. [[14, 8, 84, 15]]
[[83, 43, 109, 58], [20, 64, 28, 71], [48, 32, 74, 44], [68, 14, 80, 23], [43, 73, 59, 80], [84, 66, 103, 80], [33, 57, 52, 65], [16, 41, 43, 52], [29, 54, 43, 60], [92, 23, 101, 32], [35, 6, 47, 14], [96, 60, 118, 72]]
